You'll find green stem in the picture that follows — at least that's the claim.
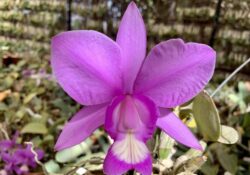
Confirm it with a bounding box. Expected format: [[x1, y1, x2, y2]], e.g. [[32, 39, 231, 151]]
[[211, 57, 250, 97]]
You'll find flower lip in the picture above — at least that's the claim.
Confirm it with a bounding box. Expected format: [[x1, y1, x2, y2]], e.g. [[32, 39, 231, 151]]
[[105, 94, 158, 140]]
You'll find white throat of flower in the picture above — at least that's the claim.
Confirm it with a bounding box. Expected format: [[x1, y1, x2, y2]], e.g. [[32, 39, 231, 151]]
[[112, 133, 148, 164]]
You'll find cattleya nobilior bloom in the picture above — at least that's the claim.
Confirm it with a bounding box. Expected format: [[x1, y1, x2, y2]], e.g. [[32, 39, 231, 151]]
[[51, 2, 216, 175]]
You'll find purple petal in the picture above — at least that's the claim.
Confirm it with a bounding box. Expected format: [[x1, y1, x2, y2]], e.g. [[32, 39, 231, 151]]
[[134, 39, 216, 107], [116, 2, 146, 93], [103, 148, 132, 175], [1, 152, 13, 163], [104, 141, 152, 175], [105, 95, 124, 139], [0, 140, 14, 151], [15, 145, 44, 167], [35, 149, 44, 160], [51, 30, 123, 105], [14, 165, 29, 175], [157, 109, 202, 150], [134, 154, 152, 175], [55, 104, 107, 150]]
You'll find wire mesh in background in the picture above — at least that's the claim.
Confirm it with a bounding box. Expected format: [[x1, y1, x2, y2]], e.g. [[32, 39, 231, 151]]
[[0, 0, 249, 79]]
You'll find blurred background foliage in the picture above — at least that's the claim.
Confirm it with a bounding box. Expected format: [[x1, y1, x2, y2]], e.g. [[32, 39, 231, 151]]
[[0, 0, 249, 174]]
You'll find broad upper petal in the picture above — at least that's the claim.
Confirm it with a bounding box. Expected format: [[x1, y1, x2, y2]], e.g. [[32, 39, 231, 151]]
[[116, 2, 147, 93], [157, 109, 202, 150], [51, 30, 123, 105], [55, 104, 107, 151], [134, 39, 216, 107]]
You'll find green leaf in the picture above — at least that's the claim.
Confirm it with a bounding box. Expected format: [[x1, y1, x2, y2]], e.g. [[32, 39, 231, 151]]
[[44, 160, 60, 173], [51, 98, 71, 113], [159, 132, 175, 159], [193, 91, 221, 141], [243, 113, 250, 128], [174, 156, 207, 174], [185, 141, 207, 159], [218, 125, 239, 144], [23, 93, 37, 104], [21, 122, 48, 134], [0, 103, 7, 111], [55, 139, 92, 163], [238, 81, 248, 99], [228, 94, 239, 103], [201, 161, 219, 175], [216, 147, 238, 174], [174, 141, 206, 171]]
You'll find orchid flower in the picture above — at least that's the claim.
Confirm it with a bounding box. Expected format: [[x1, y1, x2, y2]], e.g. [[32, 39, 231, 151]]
[[0, 133, 44, 175], [51, 2, 216, 174]]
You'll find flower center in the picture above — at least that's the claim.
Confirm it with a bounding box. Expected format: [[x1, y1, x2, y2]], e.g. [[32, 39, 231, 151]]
[[114, 95, 143, 133], [106, 94, 157, 164]]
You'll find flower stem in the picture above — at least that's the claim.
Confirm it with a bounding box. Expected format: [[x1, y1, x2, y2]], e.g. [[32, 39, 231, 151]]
[[211, 57, 250, 97]]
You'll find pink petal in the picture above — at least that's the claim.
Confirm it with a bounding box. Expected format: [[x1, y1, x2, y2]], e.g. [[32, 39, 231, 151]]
[[51, 30, 123, 105], [134, 154, 152, 175], [105, 95, 124, 139], [55, 104, 107, 150], [116, 2, 147, 93], [103, 147, 132, 175], [134, 39, 216, 107], [157, 109, 202, 150]]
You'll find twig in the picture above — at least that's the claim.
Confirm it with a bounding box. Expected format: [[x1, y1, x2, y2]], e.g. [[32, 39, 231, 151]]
[[0, 127, 10, 140], [64, 156, 103, 175], [237, 143, 250, 153], [211, 57, 250, 97], [25, 142, 49, 175]]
